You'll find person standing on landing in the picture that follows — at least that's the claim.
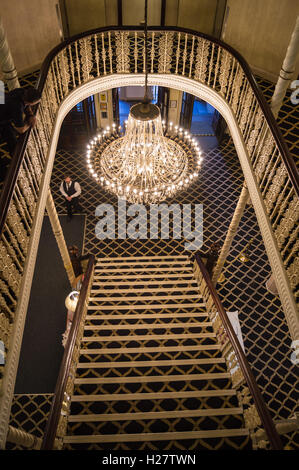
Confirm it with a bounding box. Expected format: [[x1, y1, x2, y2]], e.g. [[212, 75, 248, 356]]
[[60, 176, 82, 220], [0, 85, 41, 155]]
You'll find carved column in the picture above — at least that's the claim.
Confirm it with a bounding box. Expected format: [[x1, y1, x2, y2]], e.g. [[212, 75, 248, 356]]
[[0, 16, 19, 90], [212, 183, 249, 283], [46, 190, 75, 287], [6, 425, 60, 449], [271, 15, 299, 118], [6, 425, 42, 450]]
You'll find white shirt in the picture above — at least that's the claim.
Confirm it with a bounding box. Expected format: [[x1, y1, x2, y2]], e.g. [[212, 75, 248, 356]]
[[60, 181, 81, 198]]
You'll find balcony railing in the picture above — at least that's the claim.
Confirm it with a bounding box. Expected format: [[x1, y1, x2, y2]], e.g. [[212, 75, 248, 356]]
[[0, 26, 298, 448], [41, 255, 95, 450], [192, 254, 282, 449]]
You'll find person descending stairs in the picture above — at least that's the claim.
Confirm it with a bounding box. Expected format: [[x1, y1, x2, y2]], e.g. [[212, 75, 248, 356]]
[[63, 255, 251, 450]]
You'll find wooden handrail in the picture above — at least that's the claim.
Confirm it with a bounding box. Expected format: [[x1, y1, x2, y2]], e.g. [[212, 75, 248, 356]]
[[0, 25, 298, 237], [0, 130, 30, 234], [194, 253, 283, 450], [41, 255, 95, 450]]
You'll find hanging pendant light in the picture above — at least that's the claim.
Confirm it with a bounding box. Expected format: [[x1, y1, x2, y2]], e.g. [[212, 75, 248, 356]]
[[86, 0, 202, 204]]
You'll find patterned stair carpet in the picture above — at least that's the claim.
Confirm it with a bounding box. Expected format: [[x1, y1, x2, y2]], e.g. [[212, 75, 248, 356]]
[[64, 256, 251, 450], [14, 215, 86, 394]]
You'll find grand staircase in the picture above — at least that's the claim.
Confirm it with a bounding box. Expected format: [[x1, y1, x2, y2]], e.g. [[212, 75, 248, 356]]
[[63, 255, 251, 450]]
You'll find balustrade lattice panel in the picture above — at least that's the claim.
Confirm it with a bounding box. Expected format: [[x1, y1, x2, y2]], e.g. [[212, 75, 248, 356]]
[[6, 394, 53, 450]]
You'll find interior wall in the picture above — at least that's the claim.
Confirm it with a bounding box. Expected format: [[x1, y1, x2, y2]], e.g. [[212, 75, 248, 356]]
[[177, 0, 218, 35], [222, 0, 299, 82], [165, 0, 221, 36], [0, 0, 61, 75], [2, 0, 299, 83], [122, 0, 162, 26], [64, 0, 106, 36]]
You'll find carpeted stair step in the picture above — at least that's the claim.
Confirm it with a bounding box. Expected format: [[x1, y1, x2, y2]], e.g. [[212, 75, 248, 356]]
[[63, 255, 250, 450], [87, 302, 206, 310], [81, 334, 218, 348], [77, 347, 225, 363], [63, 428, 250, 445], [79, 342, 221, 354], [76, 357, 226, 369], [74, 372, 231, 385], [74, 363, 229, 380], [68, 407, 244, 422], [89, 293, 202, 302], [72, 374, 232, 397], [83, 321, 213, 333], [95, 258, 190, 267], [91, 286, 200, 294], [73, 376, 232, 397], [85, 311, 210, 324], [71, 388, 238, 402], [93, 273, 195, 280], [63, 436, 251, 451], [66, 414, 246, 437], [96, 255, 190, 262], [92, 279, 198, 287], [94, 266, 194, 274], [69, 392, 241, 418]]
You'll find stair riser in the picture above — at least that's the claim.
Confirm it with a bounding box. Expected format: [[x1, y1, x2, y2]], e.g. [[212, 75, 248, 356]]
[[96, 257, 190, 262], [68, 407, 244, 422], [64, 427, 249, 445], [78, 350, 224, 365], [73, 378, 232, 397], [81, 336, 219, 346], [83, 322, 213, 331], [92, 280, 198, 287], [74, 364, 228, 381], [66, 415, 246, 438], [93, 274, 195, 280], [80, 345, 221, 357], [87, 303, 206, 311], [91, 287, 200, 295]]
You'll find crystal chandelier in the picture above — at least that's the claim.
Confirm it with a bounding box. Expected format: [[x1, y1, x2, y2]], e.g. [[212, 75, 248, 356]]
[[86, 1, 202, 204], [86, 118, 202, 204]]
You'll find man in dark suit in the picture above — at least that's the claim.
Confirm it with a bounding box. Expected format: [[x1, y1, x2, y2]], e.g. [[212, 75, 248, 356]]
[[60, 176, 82, 220], [0, 86, 41, 155]]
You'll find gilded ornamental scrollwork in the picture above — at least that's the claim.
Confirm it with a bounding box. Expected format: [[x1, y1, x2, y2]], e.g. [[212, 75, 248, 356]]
[[275, 196, 299, 249], [0, 243, 21, 298], [231, 67, 244, 114], [194, 37, 209, 83], [58, 49, 70, 96], [158, 32, 173, 74], [287, 257, 299, 291], [79, 36, 93, 82], [254, 134, 275, 181], [264, 164, 288, 213], [115, 31, 130, 74], [219, 49, 232, 97], [6, 203, 29, 256]]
